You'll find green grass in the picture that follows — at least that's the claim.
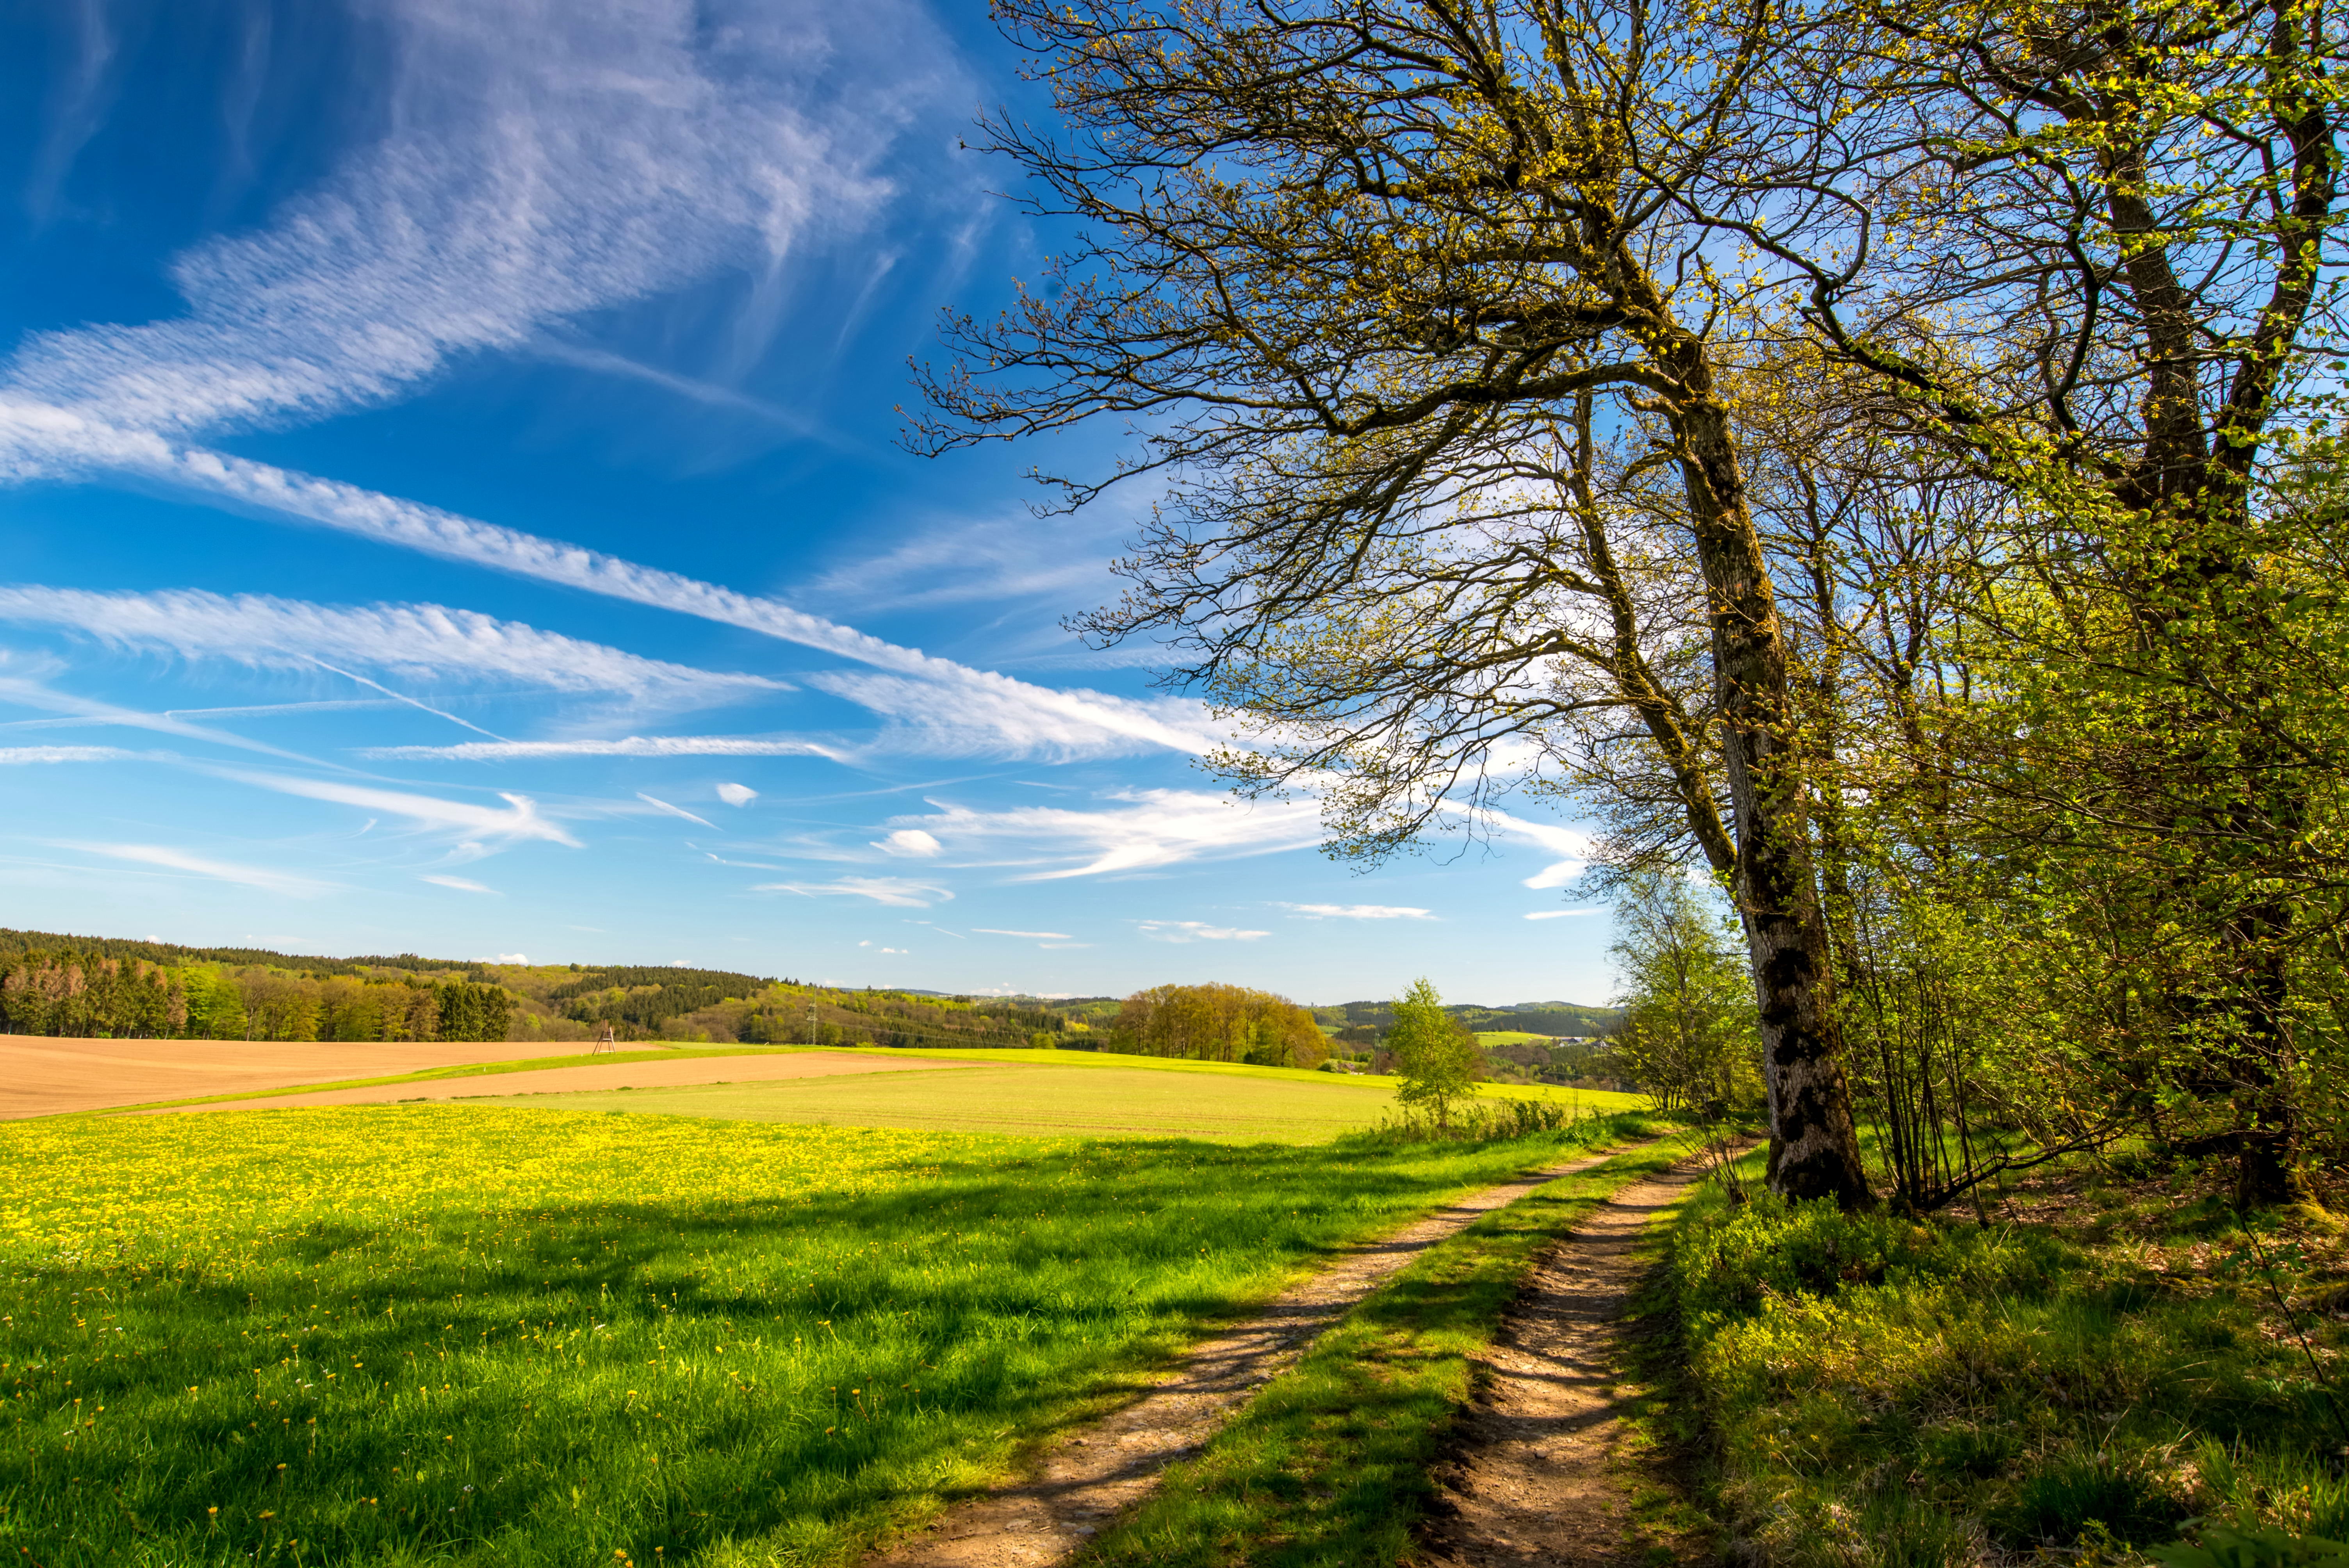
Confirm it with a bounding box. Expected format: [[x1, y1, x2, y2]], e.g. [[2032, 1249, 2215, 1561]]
[[0, 1104, 1656, 1566], [1080, 1126, 1697, 1566], [1663, 1144, 2349, 1568], [471, 1064, 1410, 1143], [1471, 1030, 1553, 1046]]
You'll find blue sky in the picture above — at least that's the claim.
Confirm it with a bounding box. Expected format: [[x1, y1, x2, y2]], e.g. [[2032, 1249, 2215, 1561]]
[[0, 0, 1613, 1005]]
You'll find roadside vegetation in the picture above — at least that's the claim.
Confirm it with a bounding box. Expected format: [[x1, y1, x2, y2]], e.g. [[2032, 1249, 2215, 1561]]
[[0, 1104, 1656, 1567], [1656, 1143, 2349, 1566]]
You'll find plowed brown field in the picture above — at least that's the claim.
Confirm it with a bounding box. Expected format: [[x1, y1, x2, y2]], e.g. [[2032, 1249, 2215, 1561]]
[[138, 1048, 964, 1114], [0, 1034, 603, 1119]]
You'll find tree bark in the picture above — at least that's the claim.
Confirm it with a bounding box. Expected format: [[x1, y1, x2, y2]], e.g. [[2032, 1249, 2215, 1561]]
[[1675, 389, 1874, 1206]]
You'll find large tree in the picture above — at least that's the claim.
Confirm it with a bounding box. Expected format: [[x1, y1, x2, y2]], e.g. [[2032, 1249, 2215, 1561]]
[[1764, 0, 2349, 1201], [916, 0, 1877, 1204]]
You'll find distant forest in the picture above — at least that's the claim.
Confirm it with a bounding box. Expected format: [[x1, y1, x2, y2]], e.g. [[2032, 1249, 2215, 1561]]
[[0, 928, 1620, 1087]]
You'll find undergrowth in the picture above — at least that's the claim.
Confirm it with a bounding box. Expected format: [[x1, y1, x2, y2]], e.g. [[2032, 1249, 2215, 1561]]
[[1665, 1144, 2349, 1568]]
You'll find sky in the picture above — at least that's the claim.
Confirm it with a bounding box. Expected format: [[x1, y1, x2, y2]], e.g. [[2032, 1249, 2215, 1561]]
[[0, 0, 1615, 1006]]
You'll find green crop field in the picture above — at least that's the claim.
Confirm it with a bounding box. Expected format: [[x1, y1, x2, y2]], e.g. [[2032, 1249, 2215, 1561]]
[[0, 1103, 1657, 1566], [1472, 1030, 1555, 1046], [100, 1043, 1644, 1118], [471, 1062, 1510, 1142]]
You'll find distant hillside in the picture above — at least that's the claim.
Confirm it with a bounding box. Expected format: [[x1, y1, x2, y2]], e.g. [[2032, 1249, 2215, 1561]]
[[0, 927, 479, 978], [1315, 997, 1620, 1039], [0, 925, 1609, 1059], [0, 927, 1093, 1050]]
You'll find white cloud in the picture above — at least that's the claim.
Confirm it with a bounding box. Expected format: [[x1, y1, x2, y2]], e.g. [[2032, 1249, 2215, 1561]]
[[360, 736, 842, 762], [224, 772, 581, 848], [636, 792, 716, 829], [882, 788, 1326, 880], [808, 669, 1219, 760], [0, 0, 939, 463], [1526, 909, 1605, 920], [756, 876, 950, 908], [1483, 811, 1597, 891], [872, 828, 942, 857], [0, 586, 782, 709], [857, 941, 909, 953], [973, 928, 1074, 940], [487, 953, 529, 964], [59, 841, 333, 897], [0, 669, 316, 764], [422, 874, 497, 894], [0, 745, 138, 764], [802, 507, 1115, 613], [0, 0, 1190, 766], [25, 432, 1209, 762], [716, 782, 757, 806], [1137, 920, 1271, 943], [1276, 902, 1435, 920]]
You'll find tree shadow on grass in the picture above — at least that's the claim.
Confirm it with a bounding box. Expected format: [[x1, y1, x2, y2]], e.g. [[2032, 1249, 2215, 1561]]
[[3, 1130, 1625, 1566]]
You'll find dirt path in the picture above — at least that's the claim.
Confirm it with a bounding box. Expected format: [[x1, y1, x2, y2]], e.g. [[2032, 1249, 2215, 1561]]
[[1420, 1148, 1734, 1568], [873, 1140, 1655, 1568]]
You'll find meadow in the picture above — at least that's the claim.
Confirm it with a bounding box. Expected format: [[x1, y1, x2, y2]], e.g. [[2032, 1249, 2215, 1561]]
[[122, 1044, 1642, 1125], [0, 1103, 1654, 1566], [471, 1062, 1525, 1142]]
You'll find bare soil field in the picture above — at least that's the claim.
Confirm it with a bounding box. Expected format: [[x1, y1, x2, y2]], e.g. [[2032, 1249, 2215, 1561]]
[[141, 1047, 965, 1114], [0, 1034, 592, 1120]]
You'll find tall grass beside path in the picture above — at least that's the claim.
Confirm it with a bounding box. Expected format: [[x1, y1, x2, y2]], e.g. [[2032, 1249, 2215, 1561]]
[[1662, 1144, 2349, 1568], [0, 1106, 1655, 1566]]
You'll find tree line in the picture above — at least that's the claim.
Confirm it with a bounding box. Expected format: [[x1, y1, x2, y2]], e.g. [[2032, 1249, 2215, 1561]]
[[918, 0, 2348, 1208], [1105, 983, 1331, 1068], [0, 927, 476, 978], [0, 950, 512, 1043]]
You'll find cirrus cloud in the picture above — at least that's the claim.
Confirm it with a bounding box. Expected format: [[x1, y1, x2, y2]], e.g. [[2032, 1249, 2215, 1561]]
[[0, 586, 783, 709], [57, 841, 335, 897], [754, 876, 950, 908], [1136, 920, 1270, 943], [1274, 902, 1435, 920]]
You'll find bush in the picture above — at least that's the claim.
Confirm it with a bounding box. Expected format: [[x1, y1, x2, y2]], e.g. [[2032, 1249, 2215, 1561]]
[[1344, 1098, 1638, 1148], [1663, 1150, 2349, 1568]]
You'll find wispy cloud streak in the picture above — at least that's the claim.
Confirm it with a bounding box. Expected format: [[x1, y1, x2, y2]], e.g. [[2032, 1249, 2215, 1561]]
[[0, 0, 936, 454], [0, 586, 782, 709], [220, 772, 581, 848], [1137, 920, 1270, 943], [360, 736, 842, 762], [886, 789, 1326, 879], [56, 841, 333, 897], [0, 745, 139, 764], [754, 876, 950, 908], [636, 792, 715, 829], [1275, 902, 1436, 920]]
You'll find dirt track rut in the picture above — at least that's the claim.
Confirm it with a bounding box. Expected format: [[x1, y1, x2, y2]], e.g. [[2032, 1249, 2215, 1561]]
[[1420, 1149, 1733, 1568], [870, 1142, 1649, 1568]]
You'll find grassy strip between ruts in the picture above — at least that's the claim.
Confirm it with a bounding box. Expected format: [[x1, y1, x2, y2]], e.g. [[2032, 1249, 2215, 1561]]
[[1659, 1141, 2349, 1568], [0, 1104, 1665, 1568], [83, 1046, 1645, 1119], [1069, 1128, 1703, 1568]]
